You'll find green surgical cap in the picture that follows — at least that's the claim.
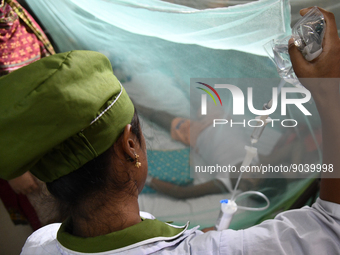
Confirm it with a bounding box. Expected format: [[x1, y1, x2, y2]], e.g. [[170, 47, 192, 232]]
[[0, 51, 134, 182]]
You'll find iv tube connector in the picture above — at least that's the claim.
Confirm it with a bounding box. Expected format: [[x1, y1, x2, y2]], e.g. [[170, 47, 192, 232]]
[[215, 199, 237, 231]]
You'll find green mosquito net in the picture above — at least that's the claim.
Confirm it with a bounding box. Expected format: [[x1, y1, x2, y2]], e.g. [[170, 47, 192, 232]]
[[26, 0, 338, 229]]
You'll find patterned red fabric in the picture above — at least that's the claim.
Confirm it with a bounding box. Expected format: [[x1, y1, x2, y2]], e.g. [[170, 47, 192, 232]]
[[0, 1, 46, 75]]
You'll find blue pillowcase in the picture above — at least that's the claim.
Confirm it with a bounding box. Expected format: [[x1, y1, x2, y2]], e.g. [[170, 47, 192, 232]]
[[142, 148, 193, 194]]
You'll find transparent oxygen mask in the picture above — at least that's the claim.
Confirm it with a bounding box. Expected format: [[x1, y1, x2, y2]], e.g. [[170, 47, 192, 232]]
[[264, 7, 326, 87]]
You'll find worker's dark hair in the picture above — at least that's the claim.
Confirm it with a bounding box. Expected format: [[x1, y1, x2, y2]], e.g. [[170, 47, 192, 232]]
[[46, 109, 142, 221]]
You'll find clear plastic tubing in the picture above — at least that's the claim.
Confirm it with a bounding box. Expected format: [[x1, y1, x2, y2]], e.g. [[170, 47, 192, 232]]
[[251, 79, 285, 144], [231, 146, 258, 201], [250, 100, 272, 144]]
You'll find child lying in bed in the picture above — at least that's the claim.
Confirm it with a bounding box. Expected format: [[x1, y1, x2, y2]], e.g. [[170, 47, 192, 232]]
[[136, 104, 319, 199]]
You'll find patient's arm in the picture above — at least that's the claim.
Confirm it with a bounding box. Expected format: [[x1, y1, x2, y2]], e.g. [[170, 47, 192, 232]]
[[148, 178, 228, 199], [289, 7, 340, 204]]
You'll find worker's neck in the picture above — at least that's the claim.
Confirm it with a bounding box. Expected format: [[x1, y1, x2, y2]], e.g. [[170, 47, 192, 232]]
[[71, 194, 141, 238]]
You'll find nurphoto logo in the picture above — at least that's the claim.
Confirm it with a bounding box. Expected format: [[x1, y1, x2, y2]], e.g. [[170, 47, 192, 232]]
[[196, 81, 311, 128]]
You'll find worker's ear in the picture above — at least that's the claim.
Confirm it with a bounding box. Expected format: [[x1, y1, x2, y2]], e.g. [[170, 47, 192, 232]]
[[121, 124, 138, 160]]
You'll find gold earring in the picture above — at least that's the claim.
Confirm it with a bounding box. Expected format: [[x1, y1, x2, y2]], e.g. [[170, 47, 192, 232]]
[[135, 154, 141, 168]]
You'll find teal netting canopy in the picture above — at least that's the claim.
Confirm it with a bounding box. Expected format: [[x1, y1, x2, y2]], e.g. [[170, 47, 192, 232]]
[[26, 0, 332, 229]]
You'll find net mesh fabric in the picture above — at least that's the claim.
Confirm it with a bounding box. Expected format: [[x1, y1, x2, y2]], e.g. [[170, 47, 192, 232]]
[[25, 0, 338, 229]]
